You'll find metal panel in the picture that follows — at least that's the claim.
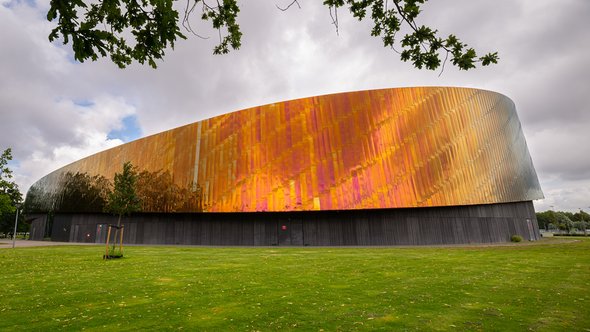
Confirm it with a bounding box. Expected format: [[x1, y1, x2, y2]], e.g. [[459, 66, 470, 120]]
[[26, 87, 543, 214]]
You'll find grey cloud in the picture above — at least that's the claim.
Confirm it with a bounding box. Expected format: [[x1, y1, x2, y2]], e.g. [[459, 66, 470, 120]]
[[1, 0, 589, 212]]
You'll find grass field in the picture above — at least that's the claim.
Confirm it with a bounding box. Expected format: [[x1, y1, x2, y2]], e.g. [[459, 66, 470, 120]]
[[1, 239, 589, 331]]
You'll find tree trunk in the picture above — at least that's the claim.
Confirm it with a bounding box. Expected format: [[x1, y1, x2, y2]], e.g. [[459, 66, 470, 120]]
[[111, 214, 122, 253]]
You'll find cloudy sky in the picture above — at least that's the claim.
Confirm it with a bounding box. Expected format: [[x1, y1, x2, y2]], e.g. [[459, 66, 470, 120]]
[[1, 0, 589, 212]]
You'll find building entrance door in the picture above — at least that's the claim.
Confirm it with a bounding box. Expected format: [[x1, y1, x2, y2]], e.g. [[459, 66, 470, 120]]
[[70, 225, 79, 242], [95, 224, 108, 243], [277, 218, 303, 246]]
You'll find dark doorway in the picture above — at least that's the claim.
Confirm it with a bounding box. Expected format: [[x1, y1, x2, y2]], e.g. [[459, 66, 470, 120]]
[[70, 225, 79, 242], [95, 224, 108, 243], [278, 218, 303, 246]]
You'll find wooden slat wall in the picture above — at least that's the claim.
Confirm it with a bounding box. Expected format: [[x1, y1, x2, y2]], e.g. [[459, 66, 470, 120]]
[[38, 201, 540, 246], [28, 214, 48, 240]]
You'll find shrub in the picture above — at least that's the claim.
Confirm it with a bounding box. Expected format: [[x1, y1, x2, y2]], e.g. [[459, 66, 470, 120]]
[[511, 235, 523, 242]]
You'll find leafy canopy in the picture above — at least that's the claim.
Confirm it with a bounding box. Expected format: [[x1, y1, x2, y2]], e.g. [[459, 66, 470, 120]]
[[0, 148, 22, 217], [47, 0, 498, 70], [0, 148, 23, 234], [105, 161, 141, 217]]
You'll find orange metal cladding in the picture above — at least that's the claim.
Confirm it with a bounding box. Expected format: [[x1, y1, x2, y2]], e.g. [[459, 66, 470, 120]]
[[44, 123, 198, 189], [28, 87, 543, 213]]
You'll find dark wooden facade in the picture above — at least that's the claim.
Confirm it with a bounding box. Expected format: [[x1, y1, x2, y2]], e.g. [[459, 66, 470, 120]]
[[28, 201, 539, 246]]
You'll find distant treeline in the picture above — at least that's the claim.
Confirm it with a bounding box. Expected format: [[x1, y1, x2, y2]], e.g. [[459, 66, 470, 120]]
[[536, 210, 589, 233]]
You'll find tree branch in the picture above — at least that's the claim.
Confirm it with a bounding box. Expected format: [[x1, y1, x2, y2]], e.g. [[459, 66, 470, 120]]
[[276, 0, 301, 12]]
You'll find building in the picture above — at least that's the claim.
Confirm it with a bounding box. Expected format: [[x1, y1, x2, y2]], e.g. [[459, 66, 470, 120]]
[[26, 87, 544, 245]]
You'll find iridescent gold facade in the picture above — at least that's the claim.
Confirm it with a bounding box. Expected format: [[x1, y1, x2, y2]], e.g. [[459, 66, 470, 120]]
[[27, 87, 543, 213]]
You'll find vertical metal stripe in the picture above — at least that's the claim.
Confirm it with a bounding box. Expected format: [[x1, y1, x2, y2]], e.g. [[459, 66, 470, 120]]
[[193, 121, 202, 190]]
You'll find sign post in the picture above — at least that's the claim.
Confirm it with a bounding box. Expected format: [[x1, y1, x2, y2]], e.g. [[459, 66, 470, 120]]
[[12, 204, 20, 249]]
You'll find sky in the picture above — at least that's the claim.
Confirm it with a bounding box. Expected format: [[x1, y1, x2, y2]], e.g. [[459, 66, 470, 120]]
[[1, 0, 589, 212]]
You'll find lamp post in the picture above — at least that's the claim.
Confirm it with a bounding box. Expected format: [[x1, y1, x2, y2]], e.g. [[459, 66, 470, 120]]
[[583, 207, 590, 237], [12, 204, 20, 249]]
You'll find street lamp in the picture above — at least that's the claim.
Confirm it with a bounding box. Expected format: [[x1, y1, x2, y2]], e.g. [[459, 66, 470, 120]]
[[12, 204, 20, 249]]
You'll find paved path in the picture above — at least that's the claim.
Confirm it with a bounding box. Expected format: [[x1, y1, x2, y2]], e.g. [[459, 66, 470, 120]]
[[0, 239, 98, 248]]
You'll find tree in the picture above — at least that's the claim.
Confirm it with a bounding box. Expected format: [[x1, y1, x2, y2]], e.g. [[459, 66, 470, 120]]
[[573, 221, 588, 235], [0, 148, 23, 236], [555, 212, 573, 234], [573, 210, 590, 222], [47, 0, 498, 70], [563, 211, 576, 221], [104, 162, 141, 247], [537, 210, 561, 231], [573, 210, 589, 236]]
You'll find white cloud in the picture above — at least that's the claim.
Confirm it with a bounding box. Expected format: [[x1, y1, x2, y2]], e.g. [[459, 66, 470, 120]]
[[0, 2, 138, 192], [1, 0, 589, 212], [9, 95, 136, 193]]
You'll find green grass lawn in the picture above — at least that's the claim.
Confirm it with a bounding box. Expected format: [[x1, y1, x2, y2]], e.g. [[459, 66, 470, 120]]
[[1, 239, 589, 331]]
